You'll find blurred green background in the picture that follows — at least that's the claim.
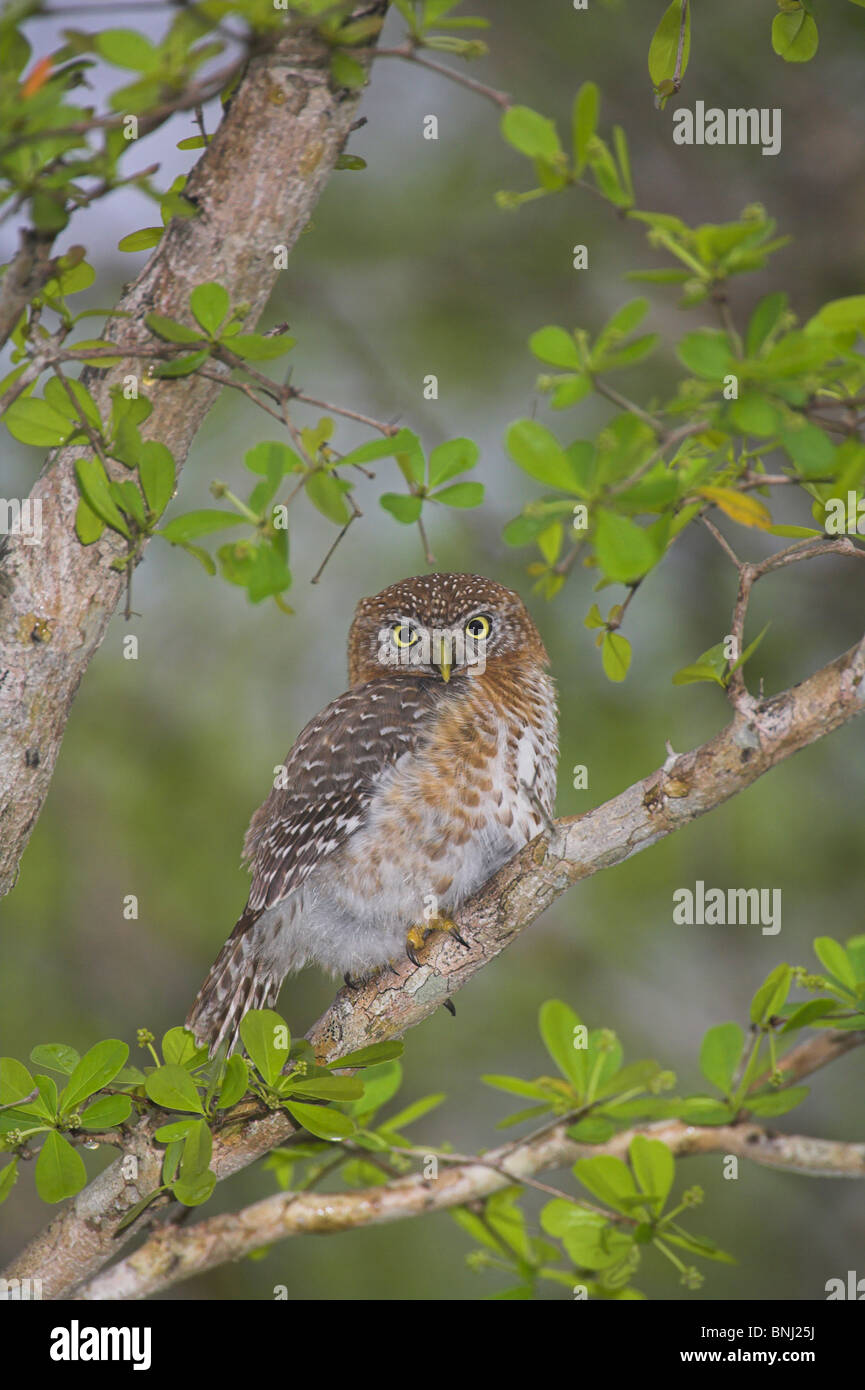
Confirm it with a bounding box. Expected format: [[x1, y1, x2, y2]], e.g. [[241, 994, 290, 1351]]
[[2, 0, 865, 1300]]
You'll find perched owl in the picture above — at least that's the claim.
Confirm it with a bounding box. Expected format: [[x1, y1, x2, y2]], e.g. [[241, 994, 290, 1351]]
[[187, 572, 558, 1053]]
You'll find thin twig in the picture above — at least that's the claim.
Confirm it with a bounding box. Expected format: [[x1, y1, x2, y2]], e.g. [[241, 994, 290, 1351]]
[[375, 45, 511, 110]]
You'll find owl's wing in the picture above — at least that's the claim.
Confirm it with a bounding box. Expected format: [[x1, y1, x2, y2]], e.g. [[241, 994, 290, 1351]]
[[242, 676, 443, 915]]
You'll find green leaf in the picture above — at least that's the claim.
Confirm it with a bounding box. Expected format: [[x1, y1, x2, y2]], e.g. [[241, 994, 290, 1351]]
[[482, 1074, 555, 1101], [44, 376, 101, 429], [138, 442, 175, 518], [0, 1159, 18, 1207], [331, 51, 367, 88], [339, 429, 422, 471], [746, 1086, 810, 1117], [612, 126, 633, 205], [95, 28, 160, 71], [780, 999, 840, 1034], [699, 1023, 744, 1096], [662, 1228, 736, 1264], [601, 631, 631, 682], [594, 510, 657, 583], [0, 1057, 42, 1111], [595, 298, 648, 353], [676, 329, 733, 379], [216, 1055, 249, 1109], [538, 999, 586, 1095], [118, 227, 163, 253], [144, 1065, 205, 1115], [155, 1119, 197, 1143], [153, 349, 210, 378], [380, 1092, 445, 1131], [161, 1027, 207, 1068], [158, 510, 246, 543], [229, 332, 296, 360], [529, 326, 582, 370], [432, 482, 484, 508], [72, 458, 127, 538], [344, 1060, 403, 1118], [574, 1154, 638, 1215], [245, 440, 303, 476], [111, 479, 147, 528], [541, 1201, 633, 1269], [806, 295, 865, 335], [813, 937, 858, 991], [179, 1118, 213, 1180], [672, 1096, 734, 1125], [506, 419, 584, 492], [745, 292, 788, 356], [172, 1170, 217, 1206], [728, 392, 780, 437], [145, 313, 204, 344], [78, 1095, 133, 1130], [306, 470, 351, 525], [58, 1040, 129, 1113], [35, 1131, 87, 1203], [217, 540, 291, 603], [30, 1044, 80, 1076], [750, 963, 792, 1025], [285, 1076, 365, 1101], [328, 1042, 404, 1069], [781, 424, 835, 477], [427, 437, 479, 487], [380, 493, 423, 523], [190, 283, 230, 337], [629, 1135, 674, 1215], [501, 105, 562, 162], [572, 81, 599, 174], [771, 10, 818, 62], [285, 1101, 355, 1141], [4, 397, 74, 447], [240, 1009, 290, 1087], [648, 1, 691, 87]]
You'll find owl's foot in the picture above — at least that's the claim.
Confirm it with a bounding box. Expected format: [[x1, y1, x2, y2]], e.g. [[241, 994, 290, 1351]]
[[405, 917, 469, 966]]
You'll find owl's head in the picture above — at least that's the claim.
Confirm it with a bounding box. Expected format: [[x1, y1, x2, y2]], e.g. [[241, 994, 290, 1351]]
[[347, 572, 549, 686]]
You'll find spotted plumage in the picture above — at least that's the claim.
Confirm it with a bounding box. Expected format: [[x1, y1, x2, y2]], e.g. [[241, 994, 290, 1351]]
[[187, 572, 558, 1053]]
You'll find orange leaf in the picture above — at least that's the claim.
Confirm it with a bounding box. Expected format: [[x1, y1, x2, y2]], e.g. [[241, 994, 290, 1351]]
[[22, 56, 53, 99]]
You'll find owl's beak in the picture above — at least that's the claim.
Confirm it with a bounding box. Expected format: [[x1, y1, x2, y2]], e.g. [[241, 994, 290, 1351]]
[[438, 659, 452, 683]]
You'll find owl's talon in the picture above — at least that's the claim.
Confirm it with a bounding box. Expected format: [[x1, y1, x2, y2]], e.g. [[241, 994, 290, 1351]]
[[442, 998, 457, 1017], [405, 917, 469, 966], [405, 923, 426, 967]]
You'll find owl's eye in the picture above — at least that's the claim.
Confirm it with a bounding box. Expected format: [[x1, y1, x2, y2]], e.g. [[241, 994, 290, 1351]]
[[393, 623, 420, 649], [465, 614, 492, 640]]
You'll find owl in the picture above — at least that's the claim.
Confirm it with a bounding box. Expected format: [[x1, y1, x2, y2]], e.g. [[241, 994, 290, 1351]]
[[187, 572, 558, 1053]]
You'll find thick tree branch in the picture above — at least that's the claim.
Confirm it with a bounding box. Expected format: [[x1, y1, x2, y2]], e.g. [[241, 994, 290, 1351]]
[[4, 631, 865, 1299], [0, 227, 56, 349], [0, 5, 388, 900]]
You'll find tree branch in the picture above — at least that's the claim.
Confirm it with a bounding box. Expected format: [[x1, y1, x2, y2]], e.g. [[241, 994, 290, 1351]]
[[5, 628, 865, 1299], [74, 1107, 865, 1300], [0, 227, 56, 350]]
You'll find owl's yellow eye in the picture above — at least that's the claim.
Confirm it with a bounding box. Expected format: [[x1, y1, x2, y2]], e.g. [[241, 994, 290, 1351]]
[[393, 623, 420, 648], [465, 614, 492, 640]]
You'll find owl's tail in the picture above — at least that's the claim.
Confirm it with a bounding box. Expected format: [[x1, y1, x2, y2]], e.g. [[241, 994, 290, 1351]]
[[186, 907, 278, 1057]]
